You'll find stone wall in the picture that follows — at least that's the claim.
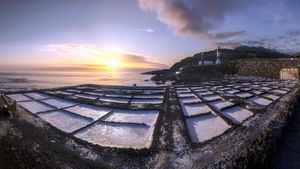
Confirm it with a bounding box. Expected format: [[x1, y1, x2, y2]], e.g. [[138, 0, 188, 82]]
[[178, 64, 237, 83], [175, 58, 298, 83], [232, 58, 297, 79]]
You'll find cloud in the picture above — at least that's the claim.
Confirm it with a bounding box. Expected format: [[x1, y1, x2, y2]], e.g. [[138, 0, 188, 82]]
[[216, 35, 300, 54], [214, 31, 247, 40], [138, 0, 248, 41], [121, 54, 168, 68], [215, 41, 241, 49], [277, 36, 286, 39], [38, 44, 95, 54], [38, 44, 168, 69], [264, 0, 292, 26], [138, 28, 155, 33], [286, 30, 300, 37], [216, 39, 276, 49]]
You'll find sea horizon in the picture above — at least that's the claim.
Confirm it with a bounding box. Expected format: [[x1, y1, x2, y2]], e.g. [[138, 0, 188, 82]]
[[0, 70, 161, 92]]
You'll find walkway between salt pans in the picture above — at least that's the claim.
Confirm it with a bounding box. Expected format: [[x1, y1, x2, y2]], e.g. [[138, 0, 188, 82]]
[[266, 98, 300, 169]]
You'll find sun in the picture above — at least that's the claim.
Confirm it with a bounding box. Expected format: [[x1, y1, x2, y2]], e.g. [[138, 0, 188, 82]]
[[107, 58, 120, 69]]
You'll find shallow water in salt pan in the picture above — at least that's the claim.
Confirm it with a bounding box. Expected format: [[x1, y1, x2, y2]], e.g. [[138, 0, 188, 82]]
[[74, 93, 98, 100], [186, 114, 231, 143], [248, 96, 273, 106], [7, 94, 32, 102], [221, 106, 253, 123], [133, 95, 163, 99], [131, 98, 163, 104], [272, 89, 288, 94], [202, 95, 222, 101], [178, 93, 195, 98], [18, 101, 54, 114], [209, 100, 234, 110], [235, 92, 253, 98], [38, 110, 92, 133], [196, 91, 213, 96], [226, 89, 240, 94], [98, 97, 130, 104], [74, 122, 154, 149], [262, 93, 280, 101], [65, 104, 111, 121], [42, 98, 77, 109], [104, 109, 159, 126], [181, 103, 211, 116], [179, 97, 201, 104], [25, 92, 50, 100]]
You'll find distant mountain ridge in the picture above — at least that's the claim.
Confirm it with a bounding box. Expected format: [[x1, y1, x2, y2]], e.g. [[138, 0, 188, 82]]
[[234, 46, 278, 53], [169, 46, 291, 71]]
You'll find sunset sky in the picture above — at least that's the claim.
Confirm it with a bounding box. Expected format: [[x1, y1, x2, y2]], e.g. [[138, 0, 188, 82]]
[[0, 0, 300, 71]]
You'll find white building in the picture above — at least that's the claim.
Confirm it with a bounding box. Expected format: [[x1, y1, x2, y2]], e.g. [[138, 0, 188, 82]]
[[216, 47, 221, 64]]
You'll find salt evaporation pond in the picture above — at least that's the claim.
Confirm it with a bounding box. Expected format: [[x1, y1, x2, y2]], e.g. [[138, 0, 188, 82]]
[[248, 96, 273, 106], [7, 94, 32, 102], [131, 98, 163, 104], [221, 106, 253, 123], [186, 114, 231, 143], [42, 98, 77, 109], [65, 104, 111, 121], [209, 100, 234, 110], [235, 92, 253, 98], [179, 97, 201, 104], [181, 103, 212, 116], [262, 93, 280, 101], [39, 110, 92, 133], [98, 97, 130, 104], [25, 92, 50, 100], [18, 101, 54, 114], [6, 77, 297, 150], [103, 109, 159, 126], [202, 95, 222, 101], [74, 122, 154, 149]]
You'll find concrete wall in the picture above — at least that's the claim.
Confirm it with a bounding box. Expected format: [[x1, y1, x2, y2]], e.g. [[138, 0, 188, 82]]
[[232, 58, 297, 79]]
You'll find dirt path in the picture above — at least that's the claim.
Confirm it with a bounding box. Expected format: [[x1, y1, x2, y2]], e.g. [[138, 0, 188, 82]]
[[265, 100, 300, 169]]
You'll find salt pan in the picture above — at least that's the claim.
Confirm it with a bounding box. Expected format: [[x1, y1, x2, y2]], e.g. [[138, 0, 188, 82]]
[[39, 110, 92, 133], [75, 122, 154, 149], [202, 95, 222, 101], [262, 93, 280, 100], [25, 92, 50, 100], [131, 98, 163, 104], [209, 100, 234, 110], [98, 97, 129, 104], [42, 98, 77, 109], [181, 103, 211, 116], [104, 109, 159, 126], [221, 106, 253, 123], [18, 101, 55, 114], [7, 94, 32, 102], [65, 104, 111, 121], [186, 114, 230, 143], [248, 96, 272, 106]]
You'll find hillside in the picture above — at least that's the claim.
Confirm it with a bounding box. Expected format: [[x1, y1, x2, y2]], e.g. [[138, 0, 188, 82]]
[[169, 46, 291, 72]]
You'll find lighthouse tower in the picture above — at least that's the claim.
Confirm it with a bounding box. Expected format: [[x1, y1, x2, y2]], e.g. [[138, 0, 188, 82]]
[[216, 46, 221, 64]]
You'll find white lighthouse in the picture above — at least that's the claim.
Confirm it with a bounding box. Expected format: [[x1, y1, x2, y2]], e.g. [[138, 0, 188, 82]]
[[215, 46, 221, 64]]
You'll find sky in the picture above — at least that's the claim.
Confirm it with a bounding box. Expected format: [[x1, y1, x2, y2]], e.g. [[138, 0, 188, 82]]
[[0, 0, 300, 72]]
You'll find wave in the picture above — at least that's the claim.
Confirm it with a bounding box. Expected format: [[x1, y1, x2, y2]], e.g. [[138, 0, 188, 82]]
[[0, 77, 31, 84]]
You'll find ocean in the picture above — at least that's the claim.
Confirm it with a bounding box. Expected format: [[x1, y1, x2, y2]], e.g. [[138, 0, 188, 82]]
[[0, 71, 161, 92]]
